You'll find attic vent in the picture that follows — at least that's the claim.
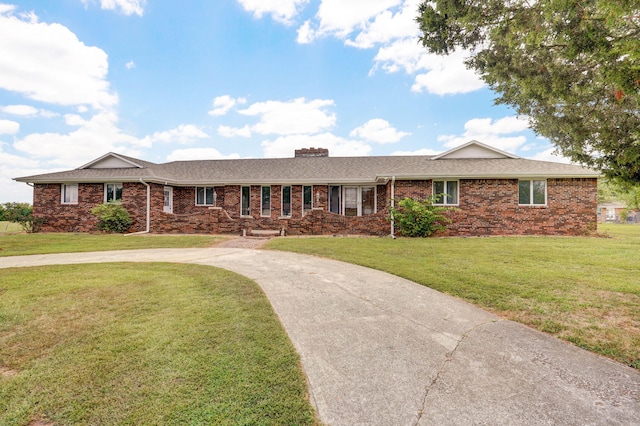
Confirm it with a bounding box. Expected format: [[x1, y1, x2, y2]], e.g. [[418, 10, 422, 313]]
[[295, 147, 329, 158]]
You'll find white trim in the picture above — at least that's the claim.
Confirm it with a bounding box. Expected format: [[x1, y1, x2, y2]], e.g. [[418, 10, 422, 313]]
[[342, 185, 377, 216], [61, 183, 78, 205], [261, 185, 271, 217], [518, 179, 548, 206], [241, 185, 251, 216], [195, 186, 216, 206], [433, 140, 520, 160], [104, 182, 123, 203], [432, 179, 460, 206], [302, 185, 313, 215], [281, 185, 292, 217], [163, 186, 173, 214]]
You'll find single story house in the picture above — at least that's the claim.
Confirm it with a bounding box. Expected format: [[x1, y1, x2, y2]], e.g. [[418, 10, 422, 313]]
[[14, 141, 599, 236]]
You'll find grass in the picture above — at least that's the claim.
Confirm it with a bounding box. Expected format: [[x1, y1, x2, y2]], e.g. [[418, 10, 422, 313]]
[[0, 233, 224, 257], [0, 221, 22, 234], [266, 223, 640, 369], [0, 263, 317, 425]]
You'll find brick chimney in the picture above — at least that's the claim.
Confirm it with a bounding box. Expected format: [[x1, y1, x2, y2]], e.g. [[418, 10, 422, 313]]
[[295, 147, 329, 158]]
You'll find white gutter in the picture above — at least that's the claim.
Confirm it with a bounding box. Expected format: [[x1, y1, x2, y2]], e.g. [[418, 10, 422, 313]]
[[390, 176, 396, 239], [125, 179, 150, 236]]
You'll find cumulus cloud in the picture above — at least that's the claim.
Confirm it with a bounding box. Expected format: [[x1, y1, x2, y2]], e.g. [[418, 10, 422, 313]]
[[125, 60, 135, 69], [236, 0, 310, 25], [139, 124, 209, 146], [349, 119, 410, 144], [0, 6, 117, 110], [1, 104, 38, 116], [291, 0, 485, 96], [82, 0, 146, 16], [438, 116, 532, 153], [529, 147, 572, 164], [218, 125, 252, 138], [262, 132, 372, 157], [221, 97, 336, 136], [0, 119, 20, 135], [167, 148, 241, 161], [13, 112, 141, 166], [208, 95, 246, 116]]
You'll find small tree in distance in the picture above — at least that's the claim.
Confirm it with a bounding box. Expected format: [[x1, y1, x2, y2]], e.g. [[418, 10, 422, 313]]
[[390, 196, 456, 237]]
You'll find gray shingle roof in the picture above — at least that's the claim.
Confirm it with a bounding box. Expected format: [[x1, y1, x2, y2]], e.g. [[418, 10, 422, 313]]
[[14, 155, 599, 185]]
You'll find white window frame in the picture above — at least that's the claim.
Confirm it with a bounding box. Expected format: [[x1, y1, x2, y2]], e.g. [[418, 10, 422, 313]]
[[261, 186, 271, 217], [241, 186, 251, 217], [518, 179, 547, 206], [104, 183, 123, 203], [302, 185, 313, 215], [61, 183, 78, 205], [342, 186, 377, 216], [433, 180, 459, 206], [281, 185, 292, 217], [195, 186, 216, 206]]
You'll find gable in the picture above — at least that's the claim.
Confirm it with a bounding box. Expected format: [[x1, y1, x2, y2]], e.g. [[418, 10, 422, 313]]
[[79, 153, 144, 169], [433, 140, 519, 160]]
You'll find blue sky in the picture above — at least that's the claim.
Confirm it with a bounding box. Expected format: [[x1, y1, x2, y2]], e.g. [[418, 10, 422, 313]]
[[0, 0, 566, 203]]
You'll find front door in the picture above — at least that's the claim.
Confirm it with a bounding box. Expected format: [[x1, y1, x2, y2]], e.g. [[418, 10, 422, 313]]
[[163, 186, 173, 213]]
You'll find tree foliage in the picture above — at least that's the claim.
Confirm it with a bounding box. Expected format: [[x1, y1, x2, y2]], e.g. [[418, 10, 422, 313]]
[[1, 202, 44, 233], [417, 0, 640, 183], [91, 203, 133, 233], [390, 196, 455, 237], [598, 179, 640, 210]]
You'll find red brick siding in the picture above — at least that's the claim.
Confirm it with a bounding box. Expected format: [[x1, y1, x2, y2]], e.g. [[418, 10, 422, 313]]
[[32, 179, 597, 236]]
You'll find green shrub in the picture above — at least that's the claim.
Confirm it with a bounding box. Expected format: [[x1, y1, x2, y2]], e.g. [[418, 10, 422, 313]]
[[2, 202, 44, 233], [91, 203, 133, 233], [389, 196, 456, 237]]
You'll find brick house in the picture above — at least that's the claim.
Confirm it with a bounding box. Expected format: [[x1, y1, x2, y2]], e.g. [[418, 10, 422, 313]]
[[14, 141, 599, 236]]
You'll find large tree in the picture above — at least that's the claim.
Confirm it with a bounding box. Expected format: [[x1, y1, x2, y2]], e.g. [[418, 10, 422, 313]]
[[417, 0, 640, 183]]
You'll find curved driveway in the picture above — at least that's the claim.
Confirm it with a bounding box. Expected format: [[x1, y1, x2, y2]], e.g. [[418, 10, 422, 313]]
[[1, 248, 638, 425]]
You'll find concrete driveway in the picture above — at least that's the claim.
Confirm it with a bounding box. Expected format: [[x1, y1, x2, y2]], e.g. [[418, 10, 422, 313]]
[[1, 248, 638, 425]]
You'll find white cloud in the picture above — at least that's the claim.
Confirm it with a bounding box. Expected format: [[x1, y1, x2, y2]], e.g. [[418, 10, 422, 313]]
[[236, 0, 310, 25], [291, 0, 486, 96], [125, 60, 135, 69], [167, 148, 241, 161], [0, 147, 47, 203], [1, 104, 37, 116], [438, 116, 531, 153], [0, 6, 117, 110], [238, 98, 336, 136], [529, 147, 572, 164], [13, 112, 140, 166], [262, 132, 371, 157], [208, 95, 246, 116], [345, 0, 420, 49], [82, 0, 146, 16], [218, 125, 252, 138], [349, 119, 410, 144], [139, 124, 209, 146], [0, 119, 19, 135], [302, 0, 401, 42]]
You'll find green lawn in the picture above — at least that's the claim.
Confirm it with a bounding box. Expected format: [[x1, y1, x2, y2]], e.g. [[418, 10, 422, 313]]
[[266, 223, 640, 368], [0, 232, 224, 257], [0, 263, 317, 426], [0, 221, 22, 234]]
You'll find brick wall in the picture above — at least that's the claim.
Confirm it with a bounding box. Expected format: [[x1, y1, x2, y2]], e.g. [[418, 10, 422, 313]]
[[32, 178, 597, 236]]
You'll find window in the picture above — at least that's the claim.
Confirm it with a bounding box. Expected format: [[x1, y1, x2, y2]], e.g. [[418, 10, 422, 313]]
[[261, 186, 271, 216], [105, 183, 123, 203], [303, 185, 313, 215], [61, 183, 78, 204], [282, 186, 291, 216], [196, 186, 215, 206], [343, 186, 377, 216], [241, 186, 251, 216], [329, 186, 341, 214], [433, 180, 459, 205], [519, 180, 547, 205]]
